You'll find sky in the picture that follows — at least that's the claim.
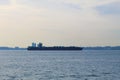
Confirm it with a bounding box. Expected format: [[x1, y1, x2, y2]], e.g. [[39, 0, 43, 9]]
[[0, 0, 120, 47]]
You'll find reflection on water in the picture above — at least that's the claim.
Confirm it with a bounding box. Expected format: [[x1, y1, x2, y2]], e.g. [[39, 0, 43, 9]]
[[0, 50, 120, 80]]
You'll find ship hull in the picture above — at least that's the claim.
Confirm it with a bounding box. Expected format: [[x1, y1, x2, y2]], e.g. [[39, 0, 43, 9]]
[[27, 47, 83, 51]]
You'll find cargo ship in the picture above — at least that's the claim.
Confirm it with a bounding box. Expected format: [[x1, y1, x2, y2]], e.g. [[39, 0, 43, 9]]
[[27, 42, 83, 51]]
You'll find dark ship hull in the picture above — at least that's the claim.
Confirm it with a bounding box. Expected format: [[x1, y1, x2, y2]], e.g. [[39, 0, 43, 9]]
[[27, 47, 83, 51]]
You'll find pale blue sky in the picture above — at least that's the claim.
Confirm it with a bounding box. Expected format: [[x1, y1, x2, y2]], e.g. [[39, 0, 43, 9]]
[[0, 0, 120, 47], [0, 0, 9, 4], [96, 1, 120, 14]]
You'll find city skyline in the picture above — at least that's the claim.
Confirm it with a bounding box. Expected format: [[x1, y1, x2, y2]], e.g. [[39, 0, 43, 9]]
[[0, 0, 120, 47]]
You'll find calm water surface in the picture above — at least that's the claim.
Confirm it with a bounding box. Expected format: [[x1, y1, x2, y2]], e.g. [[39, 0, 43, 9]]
[[0, 50, 120, 80]]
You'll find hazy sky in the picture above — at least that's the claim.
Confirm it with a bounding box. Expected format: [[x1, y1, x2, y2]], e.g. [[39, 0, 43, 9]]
[[0, 0, 120, 47]]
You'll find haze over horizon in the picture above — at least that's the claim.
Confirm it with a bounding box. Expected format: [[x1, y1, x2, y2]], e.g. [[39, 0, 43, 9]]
[[0, 0, 120, 47]]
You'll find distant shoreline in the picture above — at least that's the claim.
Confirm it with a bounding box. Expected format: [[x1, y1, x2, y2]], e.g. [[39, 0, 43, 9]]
[[84, 46, 120, 50], [0, 46, 120, 50], [0, 47, 26, 50]]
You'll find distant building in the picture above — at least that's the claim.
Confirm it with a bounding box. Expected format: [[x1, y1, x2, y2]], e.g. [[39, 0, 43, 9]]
[[15, 46, 19, 49], [32, 42, 36, 47]]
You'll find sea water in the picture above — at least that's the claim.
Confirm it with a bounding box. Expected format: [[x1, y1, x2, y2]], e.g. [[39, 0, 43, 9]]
[[0, 50, 120, 80]]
